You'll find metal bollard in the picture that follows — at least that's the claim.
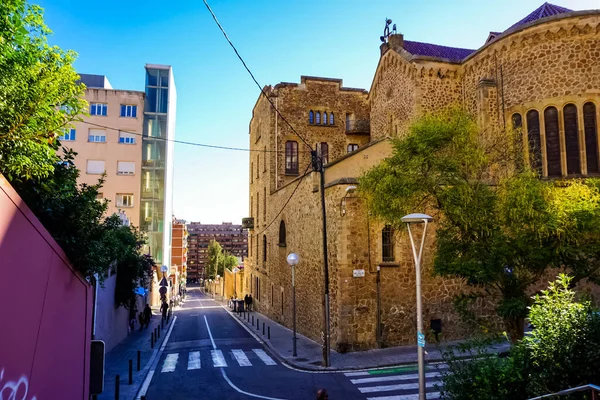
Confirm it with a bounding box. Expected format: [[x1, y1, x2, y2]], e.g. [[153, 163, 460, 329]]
[[252, 315, 254, 325], [115, 374, 120, 400], [128, 359, 133, 385], [92, 395, 98, 400], [137, 350, 141, 371], [157, 325, 160, 339], [141, 397, 146, 400], [257, 318, 260, 330], [268, 326, 271, 339], [151, 333, 154, 349], [154, 327, 157, 340], [262, 322, 265, 335]]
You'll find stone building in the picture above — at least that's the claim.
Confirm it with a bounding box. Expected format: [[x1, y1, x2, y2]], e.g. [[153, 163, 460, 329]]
[[244, 3, 600, 352]]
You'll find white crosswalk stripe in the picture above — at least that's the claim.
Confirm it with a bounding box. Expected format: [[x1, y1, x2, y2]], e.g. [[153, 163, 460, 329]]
[[366, 393, 440, 400], [211, 349, 227, 367], [188, 351, 201, 370], [252, 349, 277, 365], [359, 380, 439, 393], [232, 349, 252, 366], [351, 372, 441, 385], [161, 353, 179, 373]]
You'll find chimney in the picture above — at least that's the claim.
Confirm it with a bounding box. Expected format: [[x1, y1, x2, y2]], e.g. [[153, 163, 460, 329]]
[[388, 34, 404, 51]]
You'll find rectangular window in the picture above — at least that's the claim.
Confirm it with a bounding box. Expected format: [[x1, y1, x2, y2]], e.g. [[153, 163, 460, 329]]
[[88, 129, 106, 143], [317, 142, 329, 165], [119, 131, 136, 144], [86, 160, 105, 175], [382, 225, 395, 262], [59, 128, 76, 141], [120, 104, 137, 118], [347, 144, 359, 153], [90, 103, 107, 116], [116, 193, 134, 207], [117, 161, 135, 175], [285, 141, 298, 175]]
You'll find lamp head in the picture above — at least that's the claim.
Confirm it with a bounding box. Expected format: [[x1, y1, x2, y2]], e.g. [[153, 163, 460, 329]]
[[345, 185, 357, 194], [401, 213, 433, 223], [287, 253, 299, 266]]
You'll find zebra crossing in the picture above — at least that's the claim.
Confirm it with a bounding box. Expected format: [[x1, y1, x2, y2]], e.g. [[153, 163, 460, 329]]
[[344, 364, 446, 400], [159, 348, 277, 372]]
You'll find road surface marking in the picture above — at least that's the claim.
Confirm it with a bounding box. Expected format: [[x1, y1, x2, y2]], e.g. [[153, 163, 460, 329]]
[[232, 349, 252, 367], [366, 394, 440, 400], [351, 372, 441, 384], [359, 381, 440, 393], [161, 353, 179, 373], [188, 351, 201, 370], [204, 315, 217, 349], [220, 368, 286, 400], [211, 349, 227, 367], [135, 316, 177, 399], [252, 349, 277, 366]]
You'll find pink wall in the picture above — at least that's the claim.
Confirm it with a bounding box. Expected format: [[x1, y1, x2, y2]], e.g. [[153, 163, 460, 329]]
[[0, 175, 92, 400]]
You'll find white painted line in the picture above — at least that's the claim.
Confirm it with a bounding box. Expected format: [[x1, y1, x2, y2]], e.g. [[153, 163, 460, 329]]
[[204, 315, 217, 349], [135, 316, 177, 399], [184, 305, 224, 310], [366, 393, 440, 400], [345, 371, 370, 377], [161, 353, 179, 373], [232, 349, 252, 367], [188, 351, 201, 370], [252, 349, 277, 366], [359, 381, 440, 393], [351, 371, 441, 384], [220, 368, 286, 400], [212, 350, 228, 367]]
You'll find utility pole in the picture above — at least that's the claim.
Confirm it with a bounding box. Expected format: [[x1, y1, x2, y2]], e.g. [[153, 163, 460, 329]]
[[312, 150, 331, 367]]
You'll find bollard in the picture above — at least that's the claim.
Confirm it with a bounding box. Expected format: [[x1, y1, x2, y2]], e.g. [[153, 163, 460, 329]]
[[154, 327, 157, 340], [137, 350, 141, 371], [262, 322, 265, 335], [128, 359, 133, 385], [151, 333, 154, 349], [92, 395, 98, 400], [252, 315, 254, 325], [141, 397, 146, 400], [268, 326, 271, 339], [257, 318, 260, 330], [157, 325, 160, 339], [115, 374, 120, 400]]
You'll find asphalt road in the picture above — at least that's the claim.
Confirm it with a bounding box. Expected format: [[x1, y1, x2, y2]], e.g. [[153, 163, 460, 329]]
[[141, 287, 443, 400]]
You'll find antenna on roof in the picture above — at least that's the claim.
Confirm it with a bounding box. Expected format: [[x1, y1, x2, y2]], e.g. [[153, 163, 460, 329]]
[[381, 18, 393, 43]]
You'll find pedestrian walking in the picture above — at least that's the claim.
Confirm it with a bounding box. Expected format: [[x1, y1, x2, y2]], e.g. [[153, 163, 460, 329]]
[[143, 304, 152, 329], [161, 301, 168, 322], [248, 294, 253, 311], [316, 389, 328, 400], [244, 294, 249, 311]]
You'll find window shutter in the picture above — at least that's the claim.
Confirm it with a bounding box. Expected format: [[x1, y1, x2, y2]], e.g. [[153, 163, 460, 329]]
[[119, 131, 136, 143], [87, 160, 105, 174], [117, 161, 135, 175]]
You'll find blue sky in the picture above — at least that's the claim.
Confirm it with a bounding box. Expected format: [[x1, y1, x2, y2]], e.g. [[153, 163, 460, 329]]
[[38, 0, 596, 224]]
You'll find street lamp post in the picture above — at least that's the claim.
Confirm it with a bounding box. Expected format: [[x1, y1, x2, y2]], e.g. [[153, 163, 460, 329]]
[[232, 267, 240, 298], [402, 213, 433, 400], [286, 253, 299, 357]]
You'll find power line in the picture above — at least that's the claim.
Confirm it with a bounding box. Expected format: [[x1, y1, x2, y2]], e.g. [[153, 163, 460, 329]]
[[255, 163, 312, 237], [201, 0, 314, 153]]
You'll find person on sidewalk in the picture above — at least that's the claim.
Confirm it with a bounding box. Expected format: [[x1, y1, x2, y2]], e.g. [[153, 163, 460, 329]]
[[138, 312, 145, 331], [244, 294, 250, 311], [161, 301, 169, 322], [143, 304, 152, 329], [316, 389, 328, 400]]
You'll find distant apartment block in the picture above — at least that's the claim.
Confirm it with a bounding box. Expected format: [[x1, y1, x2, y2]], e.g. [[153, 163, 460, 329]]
[[186, 222, 248, 281]]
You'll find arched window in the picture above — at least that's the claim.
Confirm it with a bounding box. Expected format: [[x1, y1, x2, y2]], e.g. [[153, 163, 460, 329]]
[[526, 110, 542, 173], [382, 225, 394, 262], [329, 112, 334, 125], [317, 142, 329, 165], [263, 235, 267, 262], [563, 104, 580, 175], [584, 102, 598, 174], [316, 112, 321, 125], [323, 112, 328, 125], [309, 110, 314, 124], [544, 107, 561, 177], [279, 220, 286, 247], [285, 141, 298, 175], [512, 113, 523, 168], [512, 113, 522, 130]]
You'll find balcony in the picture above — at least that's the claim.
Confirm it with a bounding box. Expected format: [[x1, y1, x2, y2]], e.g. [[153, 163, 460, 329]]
[[345, 119, 370, 135]]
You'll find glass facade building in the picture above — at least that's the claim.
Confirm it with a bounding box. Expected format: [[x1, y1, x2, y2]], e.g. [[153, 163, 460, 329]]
[[140, 65, 176, 267]]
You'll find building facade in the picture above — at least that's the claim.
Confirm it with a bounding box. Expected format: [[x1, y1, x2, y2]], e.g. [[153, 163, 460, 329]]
[[186, 222, 248, 281], [244, 3, 600, 352], [171, 217, 188, 295], [64, 74, 144, 227]]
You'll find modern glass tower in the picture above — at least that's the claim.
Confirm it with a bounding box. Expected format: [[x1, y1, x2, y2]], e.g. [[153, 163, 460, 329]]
[[140, 64, 176, 268]]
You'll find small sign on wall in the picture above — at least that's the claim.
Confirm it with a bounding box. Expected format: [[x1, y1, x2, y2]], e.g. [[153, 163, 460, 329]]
[[353, 269, 365, 278]]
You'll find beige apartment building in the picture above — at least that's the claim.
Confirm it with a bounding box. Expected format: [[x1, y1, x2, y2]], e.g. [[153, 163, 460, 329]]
[[61, 74, 145, 227]]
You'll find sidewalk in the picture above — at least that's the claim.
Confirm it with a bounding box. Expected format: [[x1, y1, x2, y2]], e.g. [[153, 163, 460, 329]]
[[222, 300, 510, 372], [96, 312, 175, 400]]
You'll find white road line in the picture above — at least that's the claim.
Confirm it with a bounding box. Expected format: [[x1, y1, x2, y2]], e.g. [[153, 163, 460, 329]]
[[232, 349, 252, 367], [161, 353, 179, 373], [345, 371, 370, 377], [220, 368, 286, 400], [252, 349, 277, 366], [359, 381, 441, 393], [345, 364, 448, 377], [204, 315, 217, 349], [188, 351, 201, 370], [135, 316, 177, 399], [212, 349, 228, 367], [366, 393, 440, 400], [351, 372, 441, 384]]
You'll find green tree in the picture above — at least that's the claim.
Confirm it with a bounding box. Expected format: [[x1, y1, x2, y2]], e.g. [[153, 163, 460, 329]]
[[0, 0, 86, 181], [360, 108, 600, 340], [207, 239, 223, 279], [219, 251, 239, 277]]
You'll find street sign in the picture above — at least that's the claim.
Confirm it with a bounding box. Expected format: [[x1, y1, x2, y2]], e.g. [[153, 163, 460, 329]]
[[160, 265, 168, 273], [232, 267, 240, 273], [417, 332, 426, 347], [353, 269, 365, 278], [159, 277, 169, 287]]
